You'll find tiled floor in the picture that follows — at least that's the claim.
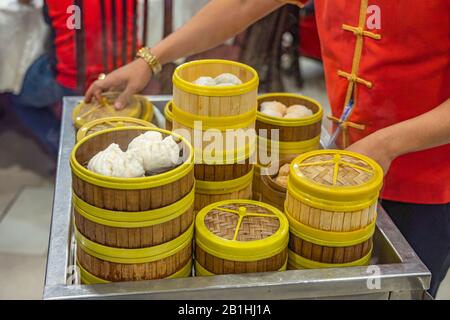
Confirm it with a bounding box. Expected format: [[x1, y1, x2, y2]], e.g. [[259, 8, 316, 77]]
[[0, 58, 448, 300]]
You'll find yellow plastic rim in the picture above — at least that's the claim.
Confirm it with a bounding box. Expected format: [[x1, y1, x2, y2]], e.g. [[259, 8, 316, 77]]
[[70, 126, 194, 190], [289, 150, 384, 203], [194, 258, 288, 277], [288, 248, 372, 269], [258, 135, 321, 154], [135, 95, 155, 122], [164, 101, 173, 121], [76, 116, 154, 142], [75, 222, 194, 264], [172, 102, 257, 131], [257, 93, 323, 126], [173, 59, 259, 97], [196, 168, 254, 195], [73, 186, 195, 228], [195, 139, 256, 165], [285, 206, 377, 247], [78, 260, 192, 284], [195, 200, 289, 261], [72, 96, 141, 129]]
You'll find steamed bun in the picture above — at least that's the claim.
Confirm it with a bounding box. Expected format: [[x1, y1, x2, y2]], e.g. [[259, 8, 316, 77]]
[[260, 101, 287, 115], [286, 104, 313, 118], [214, 73, 243, 85], [194, 76, 216, 86]]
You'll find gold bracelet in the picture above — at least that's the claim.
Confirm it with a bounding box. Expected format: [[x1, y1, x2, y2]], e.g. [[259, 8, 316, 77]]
[[136, 47, 162, 75]]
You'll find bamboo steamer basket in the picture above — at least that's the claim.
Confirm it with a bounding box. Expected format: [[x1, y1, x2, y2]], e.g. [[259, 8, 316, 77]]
[[285, 150, 383, 268], [195, 200, 289, 276], [72, 92, 142, 129], [78, 259, 193, 284], [76, 117, 155, 142], [164, 100, 173, 131], [260, 160, 290, 211], [73, 185, 194, 248], [76, 222, 194, 282], [256, 93, 323, 163], [172, 59, 258, 154], [194, 143, 255, 212], [70, 127, 195, 211], [252, 164, 262, 201]]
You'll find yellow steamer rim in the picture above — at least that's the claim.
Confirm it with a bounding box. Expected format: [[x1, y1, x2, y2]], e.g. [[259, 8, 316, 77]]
[[70, 126, 194, 190], [173, 59, 259, 97], [195, 200, 289, 269], [135, 95, 155, 122], [288, 150, 384, 211], [164, 100, 174, 130], [257, 93, 323, 127], [76, 117, 155, 142], [72, 92, 141, 129]]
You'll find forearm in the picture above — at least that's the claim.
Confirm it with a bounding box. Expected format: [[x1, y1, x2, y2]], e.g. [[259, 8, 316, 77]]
[[151, 0, 283, 65], [381, 98, 450, 158]]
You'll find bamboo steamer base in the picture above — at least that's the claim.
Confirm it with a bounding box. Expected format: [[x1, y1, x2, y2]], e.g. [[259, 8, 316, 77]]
[[285, 193, 377, 231], [76, 242, 192, 282], [289, 233, 373, 264], [72, 172, 194, 212], [195, 163, 253, 182], [252, 166, 262, 201], [195, 245, 287, 275], [74, 205, 194, 248], [260, 177, 286, 212], [194, 183, 253, 212]]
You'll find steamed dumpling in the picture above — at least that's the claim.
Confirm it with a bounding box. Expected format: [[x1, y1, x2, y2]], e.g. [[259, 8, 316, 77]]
[[260, 101, 287, 115], [275, 175, 288, 188], [87, 143, 145, 178], [261, 109, 283, 118], [214, 73, 242, 85], [286, 104, 313, 118], [278, 163, 290, 176], [128, 131, 163, 151], [194, 76, 216, 86], [128, 136, 181, 173]]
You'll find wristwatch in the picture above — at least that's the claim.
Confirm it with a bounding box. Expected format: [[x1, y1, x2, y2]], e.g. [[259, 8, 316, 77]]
[[136, 47, 162, 75]]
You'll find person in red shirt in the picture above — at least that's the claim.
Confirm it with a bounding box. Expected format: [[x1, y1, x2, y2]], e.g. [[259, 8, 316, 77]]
[[85, 0, 450, 297]]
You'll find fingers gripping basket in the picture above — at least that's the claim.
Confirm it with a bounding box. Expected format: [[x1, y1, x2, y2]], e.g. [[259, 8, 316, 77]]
[[195, 200, 289, 276], [285, 150, 383, 269]]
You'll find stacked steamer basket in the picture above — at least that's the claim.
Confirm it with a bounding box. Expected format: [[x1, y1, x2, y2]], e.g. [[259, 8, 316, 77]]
[[194, 200, 289, 276], [260, 160, 290, 211], [253, 93, 323, 200], [285, 150, 383, 269], [76, 117, 155, 142], [171, 60, 259, 212], [164, 101, 174, 131], [70, 127, 195, 283], [72, 92, 154, 129]]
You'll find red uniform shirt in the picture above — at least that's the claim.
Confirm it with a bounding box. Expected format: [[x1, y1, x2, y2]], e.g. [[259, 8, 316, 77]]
[[294, 0, 450, 204], [45, 0, 141, 90]]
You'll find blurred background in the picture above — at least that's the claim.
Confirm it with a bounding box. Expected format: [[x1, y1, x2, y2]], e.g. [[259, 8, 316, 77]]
[[0, 0, 447, 299]]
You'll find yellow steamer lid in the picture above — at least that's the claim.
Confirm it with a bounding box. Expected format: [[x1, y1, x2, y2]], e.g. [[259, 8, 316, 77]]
[[135, 95, 154, 122], [288, 150, 384, 211], [72, 92, 142, 129], [195, 200, 289, 261], [76, 117, 155, 142]]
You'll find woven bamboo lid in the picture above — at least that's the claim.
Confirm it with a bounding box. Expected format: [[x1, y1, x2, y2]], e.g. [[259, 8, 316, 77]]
[[76, 117, 155, 142], [195, 200, 289, 261], [72, 92, 141, 129], [288, 150, 383, 203]]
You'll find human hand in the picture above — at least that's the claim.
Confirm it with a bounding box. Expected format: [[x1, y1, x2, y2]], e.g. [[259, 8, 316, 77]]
[[346, 130, 395, 174], [85, 58, 153, 110]]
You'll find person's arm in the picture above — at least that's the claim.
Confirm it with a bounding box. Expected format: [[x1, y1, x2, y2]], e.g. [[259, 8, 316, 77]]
[[85, 0, 284, 109], [347, 98, 450, 173]]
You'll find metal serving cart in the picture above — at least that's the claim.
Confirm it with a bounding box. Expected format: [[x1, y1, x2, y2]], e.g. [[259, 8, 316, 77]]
[[43, 96, 431, 300]]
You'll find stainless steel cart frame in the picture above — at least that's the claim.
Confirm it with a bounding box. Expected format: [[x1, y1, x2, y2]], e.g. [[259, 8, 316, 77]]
[[43, 96, 431, 300]]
